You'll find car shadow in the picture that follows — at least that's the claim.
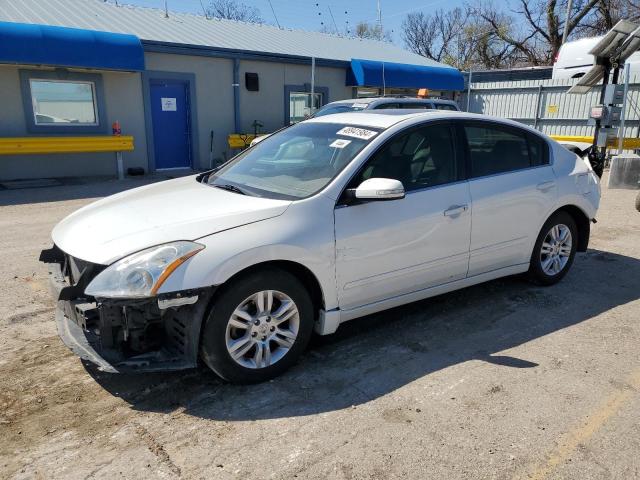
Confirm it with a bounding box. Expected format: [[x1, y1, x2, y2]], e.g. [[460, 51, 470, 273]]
[[85, 248, 640, 420]]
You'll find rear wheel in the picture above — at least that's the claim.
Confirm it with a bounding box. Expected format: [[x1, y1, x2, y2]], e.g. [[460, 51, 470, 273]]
[[527, 212, 577, 285], [200, 268, 314, 383]]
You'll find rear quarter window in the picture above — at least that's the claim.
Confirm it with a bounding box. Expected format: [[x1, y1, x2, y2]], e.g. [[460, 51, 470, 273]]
[[527, 133, 550, 166]]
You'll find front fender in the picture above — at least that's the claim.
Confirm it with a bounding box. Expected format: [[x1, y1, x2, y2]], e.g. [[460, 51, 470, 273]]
[[156, 198, 338, 311]]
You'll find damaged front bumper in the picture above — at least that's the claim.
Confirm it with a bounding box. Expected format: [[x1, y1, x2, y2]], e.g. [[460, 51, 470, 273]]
[[42, 246, 210, 373]]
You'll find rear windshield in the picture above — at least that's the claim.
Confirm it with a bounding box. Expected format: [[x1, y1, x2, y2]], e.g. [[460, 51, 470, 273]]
[[313, 103, 368, 117]]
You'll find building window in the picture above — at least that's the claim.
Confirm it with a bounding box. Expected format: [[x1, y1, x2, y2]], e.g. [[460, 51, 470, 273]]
[[19, 69, 108, 134], [30, 79, 98, 125], [289, 92, 323, 124]]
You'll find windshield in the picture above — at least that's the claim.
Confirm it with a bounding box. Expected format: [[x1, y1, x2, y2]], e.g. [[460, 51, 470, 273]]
[[313, 102, 368, 117], [208, 122, 381, 200]]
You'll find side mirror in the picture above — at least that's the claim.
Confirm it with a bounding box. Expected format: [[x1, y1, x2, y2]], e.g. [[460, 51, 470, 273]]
[[354, 178, 405, 201]]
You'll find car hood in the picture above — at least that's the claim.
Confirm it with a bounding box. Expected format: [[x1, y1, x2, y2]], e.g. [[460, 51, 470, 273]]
[[52, 176, 291, 265]]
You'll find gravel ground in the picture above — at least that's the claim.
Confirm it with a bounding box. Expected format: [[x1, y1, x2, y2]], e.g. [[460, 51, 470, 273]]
[[0, 175, 639, 480]]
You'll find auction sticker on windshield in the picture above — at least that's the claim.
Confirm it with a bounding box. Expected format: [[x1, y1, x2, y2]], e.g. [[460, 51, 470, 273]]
[[329, 139, 352, 149], [336, 126, 378, 140]]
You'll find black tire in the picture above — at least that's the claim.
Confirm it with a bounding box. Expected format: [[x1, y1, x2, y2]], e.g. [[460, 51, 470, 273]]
[[200, 268, 314, 384], [635, 191, 640, 212], [527, 211, 578, 286]]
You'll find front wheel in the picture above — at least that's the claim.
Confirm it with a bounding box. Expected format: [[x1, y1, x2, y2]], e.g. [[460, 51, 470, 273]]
[[527, 212, 577, 286], [200, 268, 314, 383]]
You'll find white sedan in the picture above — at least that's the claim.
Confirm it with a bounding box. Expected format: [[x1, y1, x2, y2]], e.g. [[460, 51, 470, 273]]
[[42, 111, 600, 383]]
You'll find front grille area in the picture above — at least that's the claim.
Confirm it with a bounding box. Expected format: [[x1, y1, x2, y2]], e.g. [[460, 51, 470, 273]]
[[63, 253, 105, 291], [42, 244, 203, 371]]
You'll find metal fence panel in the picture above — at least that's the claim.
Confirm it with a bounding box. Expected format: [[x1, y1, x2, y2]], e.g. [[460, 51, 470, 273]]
[[460, 75, 640, 141]]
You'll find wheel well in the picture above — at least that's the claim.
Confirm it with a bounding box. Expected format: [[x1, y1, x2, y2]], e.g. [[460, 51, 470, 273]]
[[220, 260, 325, 313], [555, 205, 590, 252]]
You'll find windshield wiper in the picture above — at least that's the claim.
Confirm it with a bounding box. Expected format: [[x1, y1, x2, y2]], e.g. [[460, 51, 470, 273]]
[[212, 183, 248, 195]]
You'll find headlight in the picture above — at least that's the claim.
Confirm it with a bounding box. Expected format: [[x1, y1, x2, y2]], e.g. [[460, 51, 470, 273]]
[[85, 241, 205, 299]]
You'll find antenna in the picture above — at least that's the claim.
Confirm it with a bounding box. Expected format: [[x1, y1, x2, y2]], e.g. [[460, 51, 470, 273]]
[[267, 0, 281, 29], [199, 0, 209, 19], [328, 6, 339, 34]]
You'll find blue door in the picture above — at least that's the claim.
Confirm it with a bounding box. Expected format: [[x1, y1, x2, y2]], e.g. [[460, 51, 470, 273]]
[[150, 80, 192, 169]]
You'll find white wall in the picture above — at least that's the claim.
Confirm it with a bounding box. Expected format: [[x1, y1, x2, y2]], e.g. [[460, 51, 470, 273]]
[[239, 60, 352, 134]]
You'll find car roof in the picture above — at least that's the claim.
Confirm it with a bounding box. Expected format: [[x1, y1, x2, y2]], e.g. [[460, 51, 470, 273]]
[[325, 97, 456, 107], [305, 110, 546, 135]]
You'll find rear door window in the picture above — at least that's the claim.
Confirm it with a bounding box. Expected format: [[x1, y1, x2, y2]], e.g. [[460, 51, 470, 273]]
[[463, 123, 534, 178]]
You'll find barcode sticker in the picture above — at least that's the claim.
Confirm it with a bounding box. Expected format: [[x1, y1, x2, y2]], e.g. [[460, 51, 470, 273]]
[[336, 126, 378, 140]]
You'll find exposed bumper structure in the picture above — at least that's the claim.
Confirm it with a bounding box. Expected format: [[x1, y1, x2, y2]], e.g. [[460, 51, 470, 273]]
[[42, 246, 209, 373]]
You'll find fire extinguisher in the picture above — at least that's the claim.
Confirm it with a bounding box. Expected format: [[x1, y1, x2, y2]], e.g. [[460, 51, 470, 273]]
[[112, 120, 121, 136]]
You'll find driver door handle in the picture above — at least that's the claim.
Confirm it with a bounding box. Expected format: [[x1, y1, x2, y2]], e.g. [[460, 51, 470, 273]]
[[444, 204, 468, 217]]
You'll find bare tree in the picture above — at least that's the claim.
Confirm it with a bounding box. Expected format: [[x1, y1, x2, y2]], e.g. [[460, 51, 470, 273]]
[[403, 0, 634, 69], [402, 8, 517, 70], [403, 9, 473, 67], [575, 0, 640, 37], [474, 0, 602, 65], [354, 22, 392, 41], [206, 0, 263, 23]]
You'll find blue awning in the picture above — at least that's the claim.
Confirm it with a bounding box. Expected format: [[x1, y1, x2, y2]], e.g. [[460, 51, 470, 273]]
[[347, 58, 464, 91], [0, 21, 145, 71]]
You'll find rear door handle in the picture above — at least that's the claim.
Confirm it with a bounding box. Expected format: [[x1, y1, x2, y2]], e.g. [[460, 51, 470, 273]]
[[444, 204, 468, 217], [536, 181, 556, 192]]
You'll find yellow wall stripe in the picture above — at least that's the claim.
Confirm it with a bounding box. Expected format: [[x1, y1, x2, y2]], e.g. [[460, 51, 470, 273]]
[[0, 136, 134, 155], [549, 134, 640, 150]]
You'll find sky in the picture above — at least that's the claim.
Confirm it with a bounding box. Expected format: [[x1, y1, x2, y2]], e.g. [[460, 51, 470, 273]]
[[113, 0, 479, 45]]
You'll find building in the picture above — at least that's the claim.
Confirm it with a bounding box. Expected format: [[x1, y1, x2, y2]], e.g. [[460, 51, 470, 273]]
[[0, 0, 463, 181]]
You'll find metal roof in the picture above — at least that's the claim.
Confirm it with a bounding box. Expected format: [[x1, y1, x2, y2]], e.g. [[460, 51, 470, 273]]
[[0, 0, 450, 68]]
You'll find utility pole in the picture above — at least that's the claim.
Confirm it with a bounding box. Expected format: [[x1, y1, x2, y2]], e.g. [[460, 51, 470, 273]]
[[164, 0, 169, 18], [561, 0, 573, 44], [376, 0, 382, 32]]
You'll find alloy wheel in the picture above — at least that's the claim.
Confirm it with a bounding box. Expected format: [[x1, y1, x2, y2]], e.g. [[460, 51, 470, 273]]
[[225, 290, 300, 369], [540, 224, 572, 276]]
